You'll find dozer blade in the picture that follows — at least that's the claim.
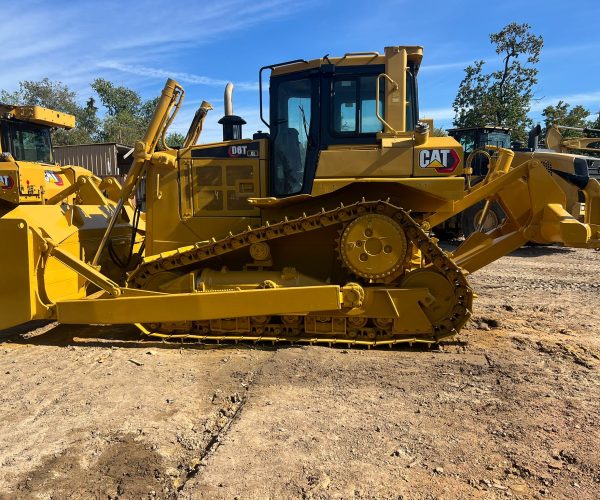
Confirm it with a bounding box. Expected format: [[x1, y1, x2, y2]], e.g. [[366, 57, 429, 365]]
[[0, 213, 92, 330], [0, 219, 41, 330], [0, 203, 142, 331]]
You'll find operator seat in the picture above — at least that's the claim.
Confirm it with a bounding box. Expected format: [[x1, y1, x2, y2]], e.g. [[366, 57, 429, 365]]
[[275, 127, 304, 194]]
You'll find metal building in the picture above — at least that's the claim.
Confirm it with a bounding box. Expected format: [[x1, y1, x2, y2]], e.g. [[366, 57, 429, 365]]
[[53, 143, 133, 178]]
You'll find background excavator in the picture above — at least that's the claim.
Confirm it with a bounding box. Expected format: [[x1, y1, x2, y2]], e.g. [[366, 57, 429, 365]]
[[1, 46, 598, 346]]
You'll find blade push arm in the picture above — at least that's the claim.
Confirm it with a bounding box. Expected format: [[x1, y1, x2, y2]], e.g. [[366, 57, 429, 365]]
[[426, 148, 600, 273]]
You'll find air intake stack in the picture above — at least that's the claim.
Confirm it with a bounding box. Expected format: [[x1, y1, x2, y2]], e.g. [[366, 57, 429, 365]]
[[218, 82, 246, 141]]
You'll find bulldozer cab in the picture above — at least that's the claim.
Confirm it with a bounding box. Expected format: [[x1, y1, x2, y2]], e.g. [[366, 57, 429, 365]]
[[145, 48, 467, 255], [0, 104, 74, 164], [263, 49, 420, 197], [0, 105, 78, 206], [0, 117, 54, 163]]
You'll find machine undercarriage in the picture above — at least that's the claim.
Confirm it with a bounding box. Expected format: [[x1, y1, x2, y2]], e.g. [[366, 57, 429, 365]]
[[127, 199, 473, 345]]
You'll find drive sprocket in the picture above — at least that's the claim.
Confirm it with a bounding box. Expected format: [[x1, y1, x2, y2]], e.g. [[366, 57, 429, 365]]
[[339, 213, 408, 282]]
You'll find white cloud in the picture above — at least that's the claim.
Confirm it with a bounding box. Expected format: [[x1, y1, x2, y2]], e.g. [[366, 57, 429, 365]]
[[0, 0, 307, 97], [420, 107, 454, 120], [99, 62, 258, 91], [531, 91, 600, 112], [102, 0, 309, 52]]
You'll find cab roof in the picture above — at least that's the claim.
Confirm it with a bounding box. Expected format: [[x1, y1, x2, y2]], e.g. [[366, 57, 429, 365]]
[[270, 46, 424, 77], [0, 104, 75, 129]]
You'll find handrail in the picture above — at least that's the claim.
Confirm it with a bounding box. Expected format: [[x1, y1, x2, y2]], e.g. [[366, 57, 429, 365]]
[[340, 51, 380, 61], [556, 124, 600, 135], [375, 73, 399, 134], [259, 59, 309, 129]]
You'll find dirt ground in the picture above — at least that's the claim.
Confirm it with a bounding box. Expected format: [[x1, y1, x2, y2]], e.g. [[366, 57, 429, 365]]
[[0, 245, 598, 499]]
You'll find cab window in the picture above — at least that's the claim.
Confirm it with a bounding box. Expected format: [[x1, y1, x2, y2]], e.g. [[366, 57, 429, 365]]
[[332, 76, 384, 135], [360, 76, 384, 133], [271, 78, 313, 197], [1, 120, 53, 163], [458, 131, 476, 154], [481, 131, 511, 149]]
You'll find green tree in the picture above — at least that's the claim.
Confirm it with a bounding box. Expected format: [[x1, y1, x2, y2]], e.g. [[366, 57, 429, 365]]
[[100, 111, 145, 146], [453, 23, 544, 143], [140, 96, 160, 124], [431, 126, 448, 137], [91, 79, 158, 145], [0, 78, 98, 145], [165, 132, 185, 148], [1, 78, 79, 114], [1, 78, 164, 147], [78, 98, 101, 138], [542, 100, 591, 137], [91, 79, 141, 116]]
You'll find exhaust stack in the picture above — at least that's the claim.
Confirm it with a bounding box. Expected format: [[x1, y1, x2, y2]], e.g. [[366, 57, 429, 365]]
[[218, 82, 246, 141], [224, 82, 233, 116]]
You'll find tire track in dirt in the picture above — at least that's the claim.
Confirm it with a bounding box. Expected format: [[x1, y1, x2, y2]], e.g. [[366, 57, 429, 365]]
[[175, 366, 260, 492]]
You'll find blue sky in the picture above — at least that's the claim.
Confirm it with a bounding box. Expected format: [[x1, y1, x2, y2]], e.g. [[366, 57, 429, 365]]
[[2, 0, 599, 142]]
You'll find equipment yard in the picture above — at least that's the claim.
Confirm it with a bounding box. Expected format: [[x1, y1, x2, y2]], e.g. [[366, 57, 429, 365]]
[[0, 244, 598, 499]]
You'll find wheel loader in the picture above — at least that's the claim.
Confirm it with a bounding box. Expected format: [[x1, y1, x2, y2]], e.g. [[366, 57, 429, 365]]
[[435, 126, 512, 238], [1, 46, 599, 346]]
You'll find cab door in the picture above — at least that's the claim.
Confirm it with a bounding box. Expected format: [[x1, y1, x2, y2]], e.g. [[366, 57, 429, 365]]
[[269, 71, 320, 197]]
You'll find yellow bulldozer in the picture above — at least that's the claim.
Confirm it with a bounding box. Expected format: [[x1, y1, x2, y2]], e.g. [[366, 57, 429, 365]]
[[0, 103, 143, 329], [1, 46, 599, 346]]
